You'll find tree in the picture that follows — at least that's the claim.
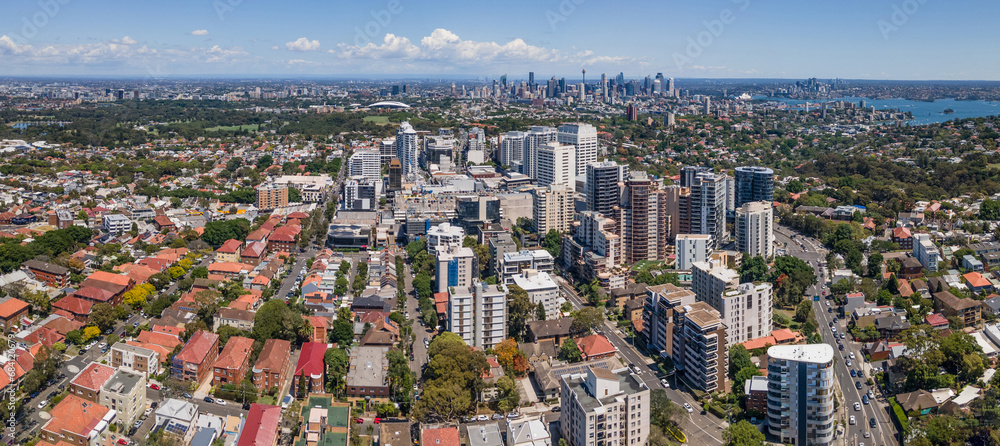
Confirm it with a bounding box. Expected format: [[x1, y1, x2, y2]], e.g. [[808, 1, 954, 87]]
[[535, 303, 546, 321], [412, 273, 432, 299], [463, 236, 491, 278], [507, 284, 533, 342], [339, 260, 351, 275], [330, 307, 354, 347], [168, 266, 185, 279], [324, 348, 349, 394], [570, 307, 604, 336], [734, 366, 763, 395], [559, 339, 583, 363], [495, 375, 520, 413], [66, 329, 83, 345], [191, 266, 208, 279], [723, 420, 765, 446], [288, 187, 301, 203], [980, 199, 1000, 220], [252, 300, 306, 342], [414, 332, 488, 421], [867, 251, 884, 278], [82, 326, 101, 342], [334, 276, 348, 296], [649, 389, 683, 431], [728, 345, 753, 380], [543, 229, 562, 259], [201, 218, 251, 247], [739, 255, 769, 284], [831, 278, 852, 295], [795, 299, 813, 323], [90, 303, 116, 331]]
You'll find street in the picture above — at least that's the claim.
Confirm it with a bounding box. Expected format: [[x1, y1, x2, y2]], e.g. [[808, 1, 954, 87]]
[[775, 225, 898, 446]]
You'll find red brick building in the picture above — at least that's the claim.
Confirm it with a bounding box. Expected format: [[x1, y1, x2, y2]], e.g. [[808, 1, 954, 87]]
[[24, 260, 70, 288], [253, 339, 291, 392], [213, 336, 254, 386], [171, 330, 220, 383]]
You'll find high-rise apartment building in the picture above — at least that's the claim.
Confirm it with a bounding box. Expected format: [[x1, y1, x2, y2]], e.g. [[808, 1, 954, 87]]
[[255, 184, 288, 211], [680, 166, 712, 188], [767, 344, 836, 446], [473, 282, 508, 350], [511, 269, 562, 320], [448, 286, 474, 345], [673, 302, 727, 393], [536, 143, 576, 188], [734, 166, 775, 208], [427, 222, 465, 257], [557, 123, 599, 178], [532, 185, 574, 234], [622, 172, 661, 264], [675, 234, 711, 270], [690, 172, 728, 250], [499, 131, 526, 171], [388, 159, 402, 190], [586, 161, 628, 217], [559, 367, 650, 446], [435, 246, 476, 294], [395, 121, 419, 176], [522, 126, 557, 179], [348, 150, 381, 180], [736, 201, 775, 259], [643, 284, 696, 356], [692, 260, 773, 345], [379, 138, 396, 164]]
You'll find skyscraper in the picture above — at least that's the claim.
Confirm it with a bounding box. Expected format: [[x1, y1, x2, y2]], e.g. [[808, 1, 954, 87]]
[[585, 161, 628, 217], [395, 121, 419, 176], [673, 301, 727, 393], [536, 143, 576, 189], [622, 172, 660, 264], [557, 123, 599, 178], [532, 185, 574, 234], [522, 126, 557, 180], [680, 166, 713, 188], [528, 72, 535, 88], [736, 201, 775, 259], [499, 131, 526, 171], [690, 171, 728, 250], [767, 344, 836, 446], [734, 166, 775, 208]]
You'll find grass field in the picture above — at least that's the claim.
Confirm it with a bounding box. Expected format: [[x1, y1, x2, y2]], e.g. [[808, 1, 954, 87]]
[[632, 260, 664, 271], [205, 124, 260, 132], [363, 116, 390, 124]]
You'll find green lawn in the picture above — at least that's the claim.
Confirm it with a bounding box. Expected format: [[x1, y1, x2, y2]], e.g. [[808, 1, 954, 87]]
[[632, 260, 664, 272], [362, 116, 390, 124], [205, 124, 259, 132]]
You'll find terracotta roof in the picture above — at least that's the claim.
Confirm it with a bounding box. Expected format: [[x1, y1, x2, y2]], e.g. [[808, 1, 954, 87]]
[[237, 404, 282, 446], [42, 394, 111, 439], [126, 341, 171, 358], [242, 241, 266, 258], [254, 339, 291, 372], [137, 330, 182, 350], [70, 362, 116, 391], [209, 261, 252, 274], [217, 239, 243, 254], [421, 426, 460, 446], [771, 328, 798, 343], [294, 342, 329, 378], [85, 270, 132, 287], [964, 272, 991, 288], [175, 330, 219, 365], [741, 336, 777, 351], [214, 336, 254, 370], [576, 334, 616, 358], [0, 297, 29, 319], [892, 227, 913, 239], [52, 296, 93, 316], [926, 313, 949, 327]]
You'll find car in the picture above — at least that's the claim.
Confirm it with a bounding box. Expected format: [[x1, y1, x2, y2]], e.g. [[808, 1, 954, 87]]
[[840, 333, 846, 340], [827, 307, 832, 313], [850, 369, 856, 377], [683, 403, 694, 413], [822, 291, 827, 296], [846, 359, 852, 367], [117, 439, 129, 445], [144, 408, 153, 417], [855, 381, 863, 390], [133, 419, 143, 429], [829, 321, 834, 327], [660, 379, 670, 388], [182, 393, 193, 399], [507, 412, 521, 419], [870, 417, 877, 427], [849, 352, 856, 360], [551, 406, 560, 412], [492, 413, 504, 420], [151, 401, 158, 409], [854, 402, 861, 411], [863, 395, 870, 405], [132, 322, 140, 328], [826, 301, 830, 306], [849, 415, 856, 425], [475, 415, 489, 422], [243, 403, 251, 410], [204, 397, 214, 403], [405, 312, 410, 318], [149, 383, 160, 390], [839, 344, 845, 351], [356, 418, 364, 424], [37, 400, 49, 410], [79, 347, 88, 354], [864, 431, 871, 438], [216, 399, 227, 406], [832, 327, 837, 333], [868, 389, 875, 399]]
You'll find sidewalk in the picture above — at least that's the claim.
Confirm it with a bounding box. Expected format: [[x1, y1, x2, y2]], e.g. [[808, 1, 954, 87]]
[[192, 374, 214, 399]]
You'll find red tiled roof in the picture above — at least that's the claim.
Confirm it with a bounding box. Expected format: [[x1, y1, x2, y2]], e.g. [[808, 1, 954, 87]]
[[421, 427, 460, 446], [217, 239, 243, 254], [137, 330, 183, 350], [237, 404, 282, 446], [892, 227, 912, 239], [70, 362, 115, 391], [741, 336, 778, 351], [926, 313, 949, 327], [242, 241, 266, 258], [85, 270, 132, 287], [294, 342, 329, 378], [214, 336, 254, 370], [254, 339, 291, 372], [772, 328, 798, 343], [72, 286, 115, 303], [42, 394, 111, 439], [52, 296, 93, 316], [0, 297, 29, 318], [576, 334, 616, 357], [175, 330, 219, 365], [964, 272, 991, 288]]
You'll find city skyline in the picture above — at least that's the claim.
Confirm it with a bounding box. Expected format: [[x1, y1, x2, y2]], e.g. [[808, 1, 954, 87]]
[[0, 0, 995, 80]]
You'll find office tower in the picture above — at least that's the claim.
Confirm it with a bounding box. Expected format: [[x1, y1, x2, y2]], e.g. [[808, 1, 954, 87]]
[[626, 103, 638, 121], [388, 159, 402, 190], [578, 83, 586, 100], [528, 72, 535, 88], [255, 184, 288, 211], [600, 73, 607, 101], [499, 131, 526, 171], [666, 113, 676, 127], [559, 78, 567, 94], [692, 260, 773, 345], [547, 77, 558, 98], [532, 185, 574, 234], [395, 121, 419, 176], [585, 161, 628, 217], [690, 171, 727, 250], [734, 166, 775, 208], [536, 143, 576, 188], [348, 150, 380, 180], [726, 176, 736, 214], [622, 172, 660, 264], [426, 222, 465, 257], [379, 138, 396, 164], [667, 77, 675, 94], [523, 126, 557, 179], [675, 234, 711, 270], [474, 281, 508, 350], [342, 177, 381, 211], [680, 166, 713, 188], [673, 302, 727, 393], [557, 123, 599, 178], [456, 196, 500, 231], [643, 284, 696, 356], [559, 367, 650, 446], [448, 286, 474, 344], [654, 73, 664, 95], [736, 201, 774, 259], [767, 344, 836, 446], [511, 269, 562, 320], [435, 246, 476, 294]]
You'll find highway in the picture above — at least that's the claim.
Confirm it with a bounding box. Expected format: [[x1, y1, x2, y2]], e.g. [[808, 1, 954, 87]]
[[775, 225, 898, 446]]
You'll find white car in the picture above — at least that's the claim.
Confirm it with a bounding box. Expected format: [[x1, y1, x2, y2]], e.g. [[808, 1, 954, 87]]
[[682, 403, 693, 413], [864, 432, 871, 438], [846, 359, 852, 367], [216, 399, 227, 406], [660, 379, 670, 388], [37, 400, 49, 410], [854, 402, 861, 411], [476, 415, 489, 422], [849, 352, 856, 360], [849, 415, 856, 425]]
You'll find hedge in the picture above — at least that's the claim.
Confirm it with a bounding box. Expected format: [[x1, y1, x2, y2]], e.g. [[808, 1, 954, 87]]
[[888, 396, 909, 433]]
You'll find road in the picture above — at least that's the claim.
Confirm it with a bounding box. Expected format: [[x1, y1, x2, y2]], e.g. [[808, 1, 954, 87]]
[[555, 277, 728, 445], [775, 225, 897, 446]]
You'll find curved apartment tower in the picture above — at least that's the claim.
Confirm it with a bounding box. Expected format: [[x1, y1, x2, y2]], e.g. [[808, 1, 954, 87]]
[[767, 344, 835, 446]]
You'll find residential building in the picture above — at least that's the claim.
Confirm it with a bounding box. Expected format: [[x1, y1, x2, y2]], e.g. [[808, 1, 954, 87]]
[[693, 260, 773, 345], [215, 239, 242, 263], [213, 336, 254, 386], [110, 342, 159, 377], [532, 185, 575, 234], [448, 286, 475, 345], [0, 297, 30, 333], [348, 150, 381, 180], [40, 394, 114, 446], [508, 416, 552, 446], [622, 171, 665, 264], [511, 269, 562, 321], [500, 131, 526, 171], [673, 302, 727, 393], [735, 201, 774, 259], [293, 342, 329, 397], [396, 121, 419, 176], [24, 259, 70, 288], [586, 161, 628, 217], [474, 282, 508, 350], [536, 142, 576, 188], [557, 123, 599, 177], [559, 367, 650, 446], [435, 245, 476, 294], [255, 183, 289, 211], [892, 227, 914, 250], [102, 213, 131, 235], [274, 175, 332, 202], [237, 404, 282, 446], [427, 222, 465, 257], [498, 249, 555, 284], [766, 344, 836, 446], [346, 346, 390, 397], [388, 158, 402, 190], [253, 339, 291, 392], [690, 171, 727, 250], [914, 233, 941, 272], [342, 177, 382, 211], [642, 284, 697, 357], [466, 423, 503, 446], [155, 399, 199, 444], [523, 126, 558, 179], [675, 234, 710, 270], [380, 137, 396, 163], [734, 166, 774, 208], [745, 375, 768, 413], [171, 330, 220, 383], [380, 421, 412, 446], [100, 369, 146, 426], [933, 290, 982, 327], [69, 362, 116, 402]]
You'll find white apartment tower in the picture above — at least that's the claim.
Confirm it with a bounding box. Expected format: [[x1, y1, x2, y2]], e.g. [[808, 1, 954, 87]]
[[435, 246, 476, 294], [532, 185, 575, 234], [557, 123, 599, 177], [692, 260, 773, 345], [500, 131, 526, 171], [536, 142, 576, 189], [395, 121, 419, 176], [522, 126, 557, 179], [348, 149, 381, 181], [675, 234, 711, 271], [474, 282, 508, 350], [690, 171, 728, 250], [736, 201, 774, 259], [767, 344, 836, 446], [560, 367, 650, 446]]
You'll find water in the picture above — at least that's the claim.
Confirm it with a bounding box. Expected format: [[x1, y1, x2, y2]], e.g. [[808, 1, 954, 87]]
[[754, 96, 1000, 125]]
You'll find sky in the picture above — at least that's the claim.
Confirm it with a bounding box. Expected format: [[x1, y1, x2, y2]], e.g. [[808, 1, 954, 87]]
[[0, 0, 996, 80]]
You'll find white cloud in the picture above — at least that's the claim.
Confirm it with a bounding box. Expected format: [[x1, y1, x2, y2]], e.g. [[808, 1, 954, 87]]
[[285, 37, 320, 51], [190, 30, 210, 36], [113, 36, 138, 45]]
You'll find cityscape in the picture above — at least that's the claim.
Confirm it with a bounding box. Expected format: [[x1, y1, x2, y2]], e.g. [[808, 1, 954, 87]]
[[4, 2, 1000, 446]]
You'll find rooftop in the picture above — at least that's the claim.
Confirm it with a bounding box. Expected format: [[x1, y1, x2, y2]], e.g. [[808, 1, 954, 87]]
[[71, 362, 116, 391], [767, 344, 834, 364], [346, 346, 389, 388], [102, 369, 144, 395]]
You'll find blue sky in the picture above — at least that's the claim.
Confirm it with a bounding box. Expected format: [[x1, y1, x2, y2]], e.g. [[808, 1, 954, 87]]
[[0, 0, 994, 79]]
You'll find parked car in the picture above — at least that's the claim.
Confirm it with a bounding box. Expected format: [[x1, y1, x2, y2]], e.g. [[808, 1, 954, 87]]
[[144, 408, 153, 417], [149, 383, 160, 390], [181, 393, 193, 399], [117, 439, 129, 445], [133, 419, 143, 429], [492, 413, 504, 420], [683, 403, 693, 413], [660, 379, 670, 388], [507, 412, 521, 419], [839, 344, 845, 351], [551, 406, 560, 412], [204, 397, 214, 403], [476, 415, 489, 422], [37, 400, 49, 410], [216, 399, 227, 406], [855, 381, 863, 390], [355, 418, 364, 424]]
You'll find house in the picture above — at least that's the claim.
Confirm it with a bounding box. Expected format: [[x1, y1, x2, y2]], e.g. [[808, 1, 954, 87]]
[[68, 362, 116, 402], [963, 255, 985, 272], [23, 259, 70, 288], [899, 257, 924, 280], [892, 227, 913, 250], [110, 342, 160, 377], [983, 296, 1000, 316], [153, 215, 176, 231], [575, 334, 617, 361], [51, 296, 93, 323], [293, 342, 329, 397], [213, 336, 254, 386], [526, 318, 575, 345], [864, 339, 904, 361], [744, 375, 768, 413], [155, 398, 200, 444], [466, 423, 503, 446], [420, 426, 461, 446], [896, 389, 940, 415], [240, 241, 267, 266], [216, 239, 243, 263], [875, 314, 911, 339], [508, 416, 552, 446], [213, 307, 256, 332], [934, 291, 982, 327], [380, 421, 412, 446], [253, 339, 291, 393], [926, 313, 950, 330], [171, 330, 220, 383], [964, 272, 993, 294], [39, 394, 113, 446], [0, 297, 30, 332]]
